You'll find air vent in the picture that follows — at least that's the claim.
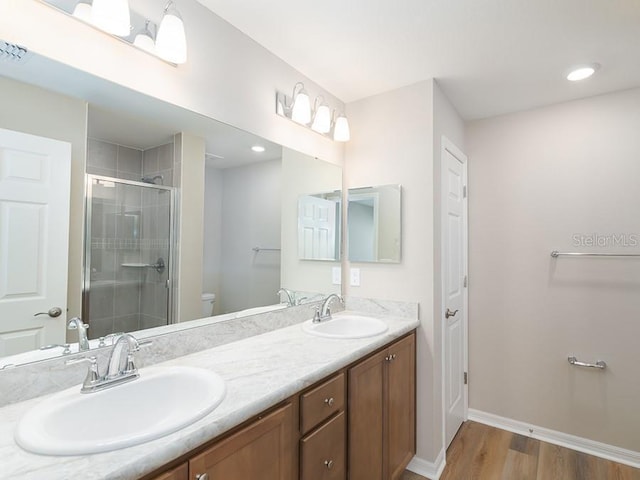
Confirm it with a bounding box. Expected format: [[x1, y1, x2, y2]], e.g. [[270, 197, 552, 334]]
[[0, 41, 30, 63]]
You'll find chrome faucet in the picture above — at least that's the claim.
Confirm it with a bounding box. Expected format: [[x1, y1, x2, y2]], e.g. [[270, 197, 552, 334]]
[[67, 317, 90, 351], [313, 294, 344, 323], [277, 288, 295, 306], [66, 333, 150, 393], [106, 333, 141, 380]]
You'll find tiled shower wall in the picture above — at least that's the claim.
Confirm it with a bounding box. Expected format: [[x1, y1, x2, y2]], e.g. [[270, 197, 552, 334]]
[[86, 139, 174, 339]]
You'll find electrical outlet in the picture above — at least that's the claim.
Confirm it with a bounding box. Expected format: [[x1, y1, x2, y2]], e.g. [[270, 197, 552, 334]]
[[332, 267, 342, 285], [350, 268, 361, 286]]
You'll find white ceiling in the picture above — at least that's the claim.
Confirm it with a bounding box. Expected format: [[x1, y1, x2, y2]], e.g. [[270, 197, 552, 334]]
[[196, 0, 640, 120]]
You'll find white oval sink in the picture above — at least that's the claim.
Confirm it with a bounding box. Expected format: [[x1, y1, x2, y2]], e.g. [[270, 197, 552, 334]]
[[15, 366, 226, 456], [302, 314, 388, 339]]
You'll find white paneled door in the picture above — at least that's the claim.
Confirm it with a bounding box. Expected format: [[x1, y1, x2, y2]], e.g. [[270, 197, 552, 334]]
[[442, 137, 468, 448], [298, 195, 337, 260], [0, 128, 71, 356]]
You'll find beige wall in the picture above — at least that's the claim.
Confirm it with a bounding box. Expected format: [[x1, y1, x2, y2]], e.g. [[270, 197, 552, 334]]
[[345, 80, 441, 461], [467, 88, 640, 452], [202, 167, 223, 315], [218, 160, 282, 313], [175, 133, 206, 322], [281, 149, 342, 295], [0, 76, 87, 325]]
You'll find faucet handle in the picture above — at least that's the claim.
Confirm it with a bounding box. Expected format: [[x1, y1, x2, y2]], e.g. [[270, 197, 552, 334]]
[[66, 356, 101, 388], [124, 353, 137, 373], [313, 306, 322, 323]]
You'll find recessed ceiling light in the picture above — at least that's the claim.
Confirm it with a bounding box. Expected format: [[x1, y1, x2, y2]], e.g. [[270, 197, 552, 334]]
[[567, 63, 600, 82], [251, 145, 266, 153]]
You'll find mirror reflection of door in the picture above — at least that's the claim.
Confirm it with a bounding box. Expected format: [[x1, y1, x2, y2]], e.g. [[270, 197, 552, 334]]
[[0, 128, 71, 356], [298, 194, 340, 261]]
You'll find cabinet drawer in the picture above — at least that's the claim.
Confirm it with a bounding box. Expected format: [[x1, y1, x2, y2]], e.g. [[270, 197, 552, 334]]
[[300, 373, 345, 435], [300, 411, 346, 480]]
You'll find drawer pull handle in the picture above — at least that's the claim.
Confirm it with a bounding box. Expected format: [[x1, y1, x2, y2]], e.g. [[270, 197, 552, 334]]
[[385, 354, 397, 362], [195, 474, 209, 480], [324, 397, 335, 407], [324, 460, 334, 469]]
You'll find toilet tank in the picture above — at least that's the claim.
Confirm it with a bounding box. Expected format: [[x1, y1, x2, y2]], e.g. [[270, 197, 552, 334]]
[[201, 293, 216, 317]]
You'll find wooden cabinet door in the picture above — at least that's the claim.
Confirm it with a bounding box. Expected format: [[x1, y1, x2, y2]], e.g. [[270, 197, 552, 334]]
[[348, 349, 386, 480], [386, 334, 416, 480], [300, 411, 346, 480], [149, 462, 188, 480], [189, 403, 294, 480]]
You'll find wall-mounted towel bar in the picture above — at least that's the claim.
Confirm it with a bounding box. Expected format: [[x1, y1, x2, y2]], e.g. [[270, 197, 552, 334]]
[[568, 356, 607, 370], [551, 250, 640, 258], [252, 247, 281, 253]]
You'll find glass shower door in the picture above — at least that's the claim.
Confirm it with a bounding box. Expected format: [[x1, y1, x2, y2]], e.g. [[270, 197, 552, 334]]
[[83, 175, 174, 339]]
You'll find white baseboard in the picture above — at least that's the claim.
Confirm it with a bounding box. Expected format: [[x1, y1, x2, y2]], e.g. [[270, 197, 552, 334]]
[[406, 449, 446, 480], [468, 408, 640, 469]]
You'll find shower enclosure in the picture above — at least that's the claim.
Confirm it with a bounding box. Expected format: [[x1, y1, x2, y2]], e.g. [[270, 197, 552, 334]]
[[83, 175, 174, 339]]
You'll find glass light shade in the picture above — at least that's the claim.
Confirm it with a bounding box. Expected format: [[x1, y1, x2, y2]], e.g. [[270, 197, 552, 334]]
[[291, 91, 311, 125], [72, 2, 92, 22], [333, 115, 350, 142], [91, 0, 131, 36], [311, 104, 331, 133], [134, 32, 156, 54], [156, 5, 188, 64]]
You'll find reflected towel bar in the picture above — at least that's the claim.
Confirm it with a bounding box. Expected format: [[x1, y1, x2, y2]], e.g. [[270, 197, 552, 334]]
[[252, 247, 281, 252], [568, 356, 607, 370], [551, 251, 640, 258]]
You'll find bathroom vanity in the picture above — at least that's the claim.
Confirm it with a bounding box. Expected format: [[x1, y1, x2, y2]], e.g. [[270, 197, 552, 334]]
[[143, 332, 415, 480], [0, 310, 418, 480]]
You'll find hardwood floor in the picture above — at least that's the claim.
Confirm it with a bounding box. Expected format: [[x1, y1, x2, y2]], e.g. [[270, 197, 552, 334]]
[[402, 421, 640, 480]]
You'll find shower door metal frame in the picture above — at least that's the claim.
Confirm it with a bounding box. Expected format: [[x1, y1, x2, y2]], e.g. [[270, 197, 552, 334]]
[[82, 174, 176, 329]]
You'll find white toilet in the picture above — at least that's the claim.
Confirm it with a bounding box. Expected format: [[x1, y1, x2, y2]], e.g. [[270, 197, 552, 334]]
[[201, 293, 216, 317]]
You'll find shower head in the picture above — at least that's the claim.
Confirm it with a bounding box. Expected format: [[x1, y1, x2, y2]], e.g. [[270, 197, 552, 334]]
[[141, 174, 164, 185]]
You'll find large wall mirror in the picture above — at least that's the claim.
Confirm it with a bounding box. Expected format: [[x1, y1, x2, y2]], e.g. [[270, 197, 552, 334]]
[[347, 184, 402, 263], [0, 51, 341, 367]]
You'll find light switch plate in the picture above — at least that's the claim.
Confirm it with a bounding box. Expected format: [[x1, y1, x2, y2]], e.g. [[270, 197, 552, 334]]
[[332, 267, 342, 285], [350, 268, 361, 286]]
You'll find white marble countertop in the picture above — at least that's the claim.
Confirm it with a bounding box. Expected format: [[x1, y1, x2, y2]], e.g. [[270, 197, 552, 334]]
[[0, 311, 418, 480]]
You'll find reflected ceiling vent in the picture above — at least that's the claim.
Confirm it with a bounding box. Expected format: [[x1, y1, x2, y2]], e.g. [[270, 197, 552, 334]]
[[0, 41, 31, 63]]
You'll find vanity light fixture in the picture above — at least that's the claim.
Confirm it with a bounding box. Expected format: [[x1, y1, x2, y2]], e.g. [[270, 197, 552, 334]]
[[91, 0, 131, 36], [133, 20, 156, 54], [72, 0, 92, 22], [156, 1, 188, 64], [567, 63, 600, 81], [333, 114, 350, 142], [251, 145, 266, 153], [311, 97, 331, 134], [276, 83, 350, 142], [290, 83, 312, 125]]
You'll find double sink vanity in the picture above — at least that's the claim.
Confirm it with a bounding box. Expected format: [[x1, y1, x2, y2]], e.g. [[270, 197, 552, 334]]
[[0, 301, 418, 480]]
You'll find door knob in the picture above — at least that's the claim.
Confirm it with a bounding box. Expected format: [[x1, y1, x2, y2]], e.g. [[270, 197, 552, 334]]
[[445, 308, 459, 319], [34, 307, 63, 318]]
